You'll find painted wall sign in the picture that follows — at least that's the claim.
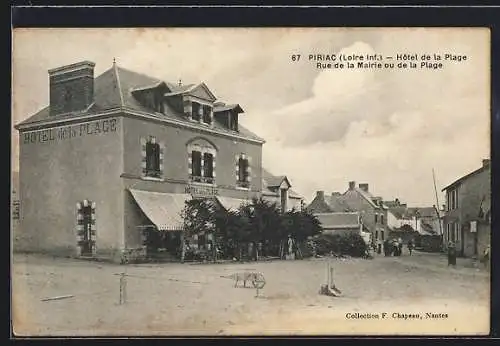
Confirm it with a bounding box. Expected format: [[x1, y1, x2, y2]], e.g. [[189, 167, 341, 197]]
[[184, 184, 218, 197], [23, 118, 118, 145]]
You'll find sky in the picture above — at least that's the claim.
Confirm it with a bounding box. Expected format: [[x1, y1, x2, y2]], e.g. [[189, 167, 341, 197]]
[[12, 28, 490, 206]]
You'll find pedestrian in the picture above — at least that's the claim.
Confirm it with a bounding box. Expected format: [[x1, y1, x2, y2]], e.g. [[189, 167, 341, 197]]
[[398, 238, 403, 256], [407, 239, 414, 255], [447, 241, 456, 266], [383, 240, 390, 256]]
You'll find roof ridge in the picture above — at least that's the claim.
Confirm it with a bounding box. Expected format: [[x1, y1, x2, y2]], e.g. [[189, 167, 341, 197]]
[[115, 65, 162, 83], [113, 64, 125, 107]]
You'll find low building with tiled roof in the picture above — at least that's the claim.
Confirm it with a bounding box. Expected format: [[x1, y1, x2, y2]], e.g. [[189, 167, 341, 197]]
[[14, 59, 294, 262], [315, 212, 363, 235]]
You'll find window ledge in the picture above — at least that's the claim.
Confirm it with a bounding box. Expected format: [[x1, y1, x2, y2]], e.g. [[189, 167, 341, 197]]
[[235, 185, 250, 191], [142, 176, 164, 182], [189, 181, 217, 187]]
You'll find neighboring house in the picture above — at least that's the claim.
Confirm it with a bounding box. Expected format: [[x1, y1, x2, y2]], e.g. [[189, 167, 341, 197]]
[[339, 182, 389, 252], [314, 212, 369, 238], [261, 168, 303, 212], [306, 190, 352, 213], [307, 191, 371, 244], [442, 159, 491, 258], [14, 60, 297, 262]]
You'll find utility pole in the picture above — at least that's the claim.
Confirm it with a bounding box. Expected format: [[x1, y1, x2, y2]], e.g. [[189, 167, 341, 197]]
[[432, 168, 444, 235]]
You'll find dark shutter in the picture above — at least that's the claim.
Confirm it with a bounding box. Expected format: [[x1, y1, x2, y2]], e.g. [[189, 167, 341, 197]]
[[192, 151, 202, 177], [203, 153, 213, 178]]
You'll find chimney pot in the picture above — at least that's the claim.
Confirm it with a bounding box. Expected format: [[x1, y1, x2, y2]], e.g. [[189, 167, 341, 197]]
[[348, 181, 356, 190]]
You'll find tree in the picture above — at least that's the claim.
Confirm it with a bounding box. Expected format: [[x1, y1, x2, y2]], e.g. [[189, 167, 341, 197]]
[[241, 197, 283, 257], [180, 198, 217, 263], [281, 208, 322, 258], [214, 207, 249, 259]]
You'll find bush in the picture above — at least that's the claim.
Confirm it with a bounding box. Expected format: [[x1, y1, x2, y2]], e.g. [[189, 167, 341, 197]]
[[313, 232, 368, 258]]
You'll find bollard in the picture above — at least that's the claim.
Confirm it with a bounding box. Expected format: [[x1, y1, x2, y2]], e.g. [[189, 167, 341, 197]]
[[119, 272, 127, 305], [330, 266, 334, 289]]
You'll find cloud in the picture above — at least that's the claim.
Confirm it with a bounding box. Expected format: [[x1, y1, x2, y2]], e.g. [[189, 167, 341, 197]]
[[251, 29, 490, 205]]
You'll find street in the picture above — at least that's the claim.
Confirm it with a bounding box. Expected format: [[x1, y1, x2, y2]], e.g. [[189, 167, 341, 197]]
[[12, 251, 489, 336]]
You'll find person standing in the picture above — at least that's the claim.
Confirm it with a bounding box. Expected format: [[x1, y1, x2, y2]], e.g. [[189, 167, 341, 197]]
[[447, 241, 457, 266], [407, 239, 414, 255]]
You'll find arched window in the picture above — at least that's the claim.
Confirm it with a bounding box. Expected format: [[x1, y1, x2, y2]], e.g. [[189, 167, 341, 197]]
[[187, 138, 217, 185]]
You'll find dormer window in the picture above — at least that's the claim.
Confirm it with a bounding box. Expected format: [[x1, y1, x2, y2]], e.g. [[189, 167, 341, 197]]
[[202, 105, 212, 125], [192, 102, 201, 122], [190, 102, 212, 125], [228, 111, 238, 131]]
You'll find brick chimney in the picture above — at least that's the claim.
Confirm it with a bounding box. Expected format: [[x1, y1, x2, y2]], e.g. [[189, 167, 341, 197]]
[[359, 183, 369, 192], [316, 191, 325, 200], [348, 181, 356, 190], [482, 159, 490, 167], [49, 61, 95, 116]]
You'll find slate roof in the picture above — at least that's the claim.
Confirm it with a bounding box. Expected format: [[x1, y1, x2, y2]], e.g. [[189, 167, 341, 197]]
[[261, 167, 301, 199], [349, 188, 379, 209], [214, 104, 244, 113], [305, 192, 352, 213], [16, 64, 264, 143], [388, 206, 410, 219], [327, 194, 353, 212], [442, 161, 490, 191], [407, 207, 438, 219]]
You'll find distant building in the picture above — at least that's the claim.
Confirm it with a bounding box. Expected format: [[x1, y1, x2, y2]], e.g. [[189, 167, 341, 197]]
[[314, 212, 370, 243], [340, 182, 389, 252], [406, 207, 444, 236], [307, 183, 388, 251], [385, 199, 444, 237], [442, 159, 491, 258], [306, 191, 352, 213]]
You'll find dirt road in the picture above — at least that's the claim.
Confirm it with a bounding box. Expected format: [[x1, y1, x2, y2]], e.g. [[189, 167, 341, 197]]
[[11, 252, 489, 336]]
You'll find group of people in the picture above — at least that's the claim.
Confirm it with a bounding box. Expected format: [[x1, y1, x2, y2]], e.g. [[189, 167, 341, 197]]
[[382, 238, 414, 257]]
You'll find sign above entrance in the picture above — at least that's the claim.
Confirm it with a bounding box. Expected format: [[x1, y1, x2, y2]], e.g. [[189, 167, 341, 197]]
[[185, 184, 218, 197], [23, 118, 118, 145]]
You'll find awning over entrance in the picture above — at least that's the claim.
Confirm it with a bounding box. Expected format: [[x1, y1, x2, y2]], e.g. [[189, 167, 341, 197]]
[[129, 189, 191, 231], [216, 196, 250, 212]]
